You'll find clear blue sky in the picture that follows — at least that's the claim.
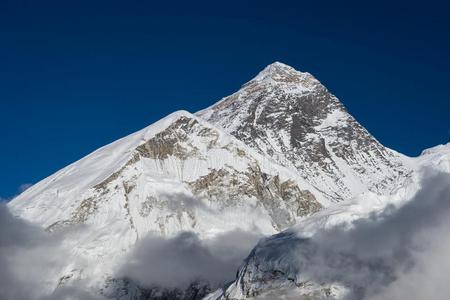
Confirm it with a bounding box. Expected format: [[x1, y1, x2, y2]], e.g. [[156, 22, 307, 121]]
[[1, 0, 449, 199]]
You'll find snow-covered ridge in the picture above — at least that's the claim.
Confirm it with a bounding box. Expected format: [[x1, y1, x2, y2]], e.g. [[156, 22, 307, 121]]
[[9, 110, 194, 222], [419, 142, 450, 156], [416, 143, 450, 173]]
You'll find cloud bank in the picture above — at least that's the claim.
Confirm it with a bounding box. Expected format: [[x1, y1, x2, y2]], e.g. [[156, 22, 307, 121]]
[[0, 204, 100, 300], [2, 170, 450, 300], [0, 193, 262, 299], [119, 229, 263, 291], [0, 203, 61, 300]]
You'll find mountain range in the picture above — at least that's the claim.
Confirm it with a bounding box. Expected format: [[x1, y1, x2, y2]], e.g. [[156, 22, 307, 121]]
[[8, 62, 450, 300]]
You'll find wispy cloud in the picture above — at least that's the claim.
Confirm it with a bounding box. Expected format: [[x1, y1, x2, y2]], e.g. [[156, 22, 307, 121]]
[[18, 183, 33, 193], [1, 182, 34, 202]]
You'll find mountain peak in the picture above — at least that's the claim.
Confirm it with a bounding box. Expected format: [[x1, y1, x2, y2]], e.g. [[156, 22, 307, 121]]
[[248, 61, 319, 90], [198, 63, 410, 203], [253, 61, 299, 79], [262, 61, 296, 72]]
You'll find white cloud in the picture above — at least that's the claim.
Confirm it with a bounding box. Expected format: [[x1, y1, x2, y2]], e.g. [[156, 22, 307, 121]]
[[0, 204, 99, 300], [118, 229, 263, 291]]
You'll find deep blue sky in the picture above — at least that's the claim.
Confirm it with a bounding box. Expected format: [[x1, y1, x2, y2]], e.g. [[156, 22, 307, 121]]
[[1, 1, 449, 199]]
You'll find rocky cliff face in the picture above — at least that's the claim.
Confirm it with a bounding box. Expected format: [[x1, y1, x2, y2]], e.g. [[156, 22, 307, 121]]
[[209, 231, 341, 300]]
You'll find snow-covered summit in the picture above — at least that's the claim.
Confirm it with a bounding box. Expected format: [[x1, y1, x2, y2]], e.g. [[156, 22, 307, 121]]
[[248, 61, 318, 88], [198, 62, 411, 203]]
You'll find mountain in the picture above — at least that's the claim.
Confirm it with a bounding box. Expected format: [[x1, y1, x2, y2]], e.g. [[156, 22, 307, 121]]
[[7, 62, 419, 299], [198, 62, 410, 203], [8, 110, 323, 298]]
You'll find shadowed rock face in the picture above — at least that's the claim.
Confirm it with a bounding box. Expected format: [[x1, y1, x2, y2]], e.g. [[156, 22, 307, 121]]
[[101, 278, 211, 300], [198, 62, 410, 202], [217, 232, 339, 300], [136, 117, 204, 160], [189, 165, 321, 230]]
